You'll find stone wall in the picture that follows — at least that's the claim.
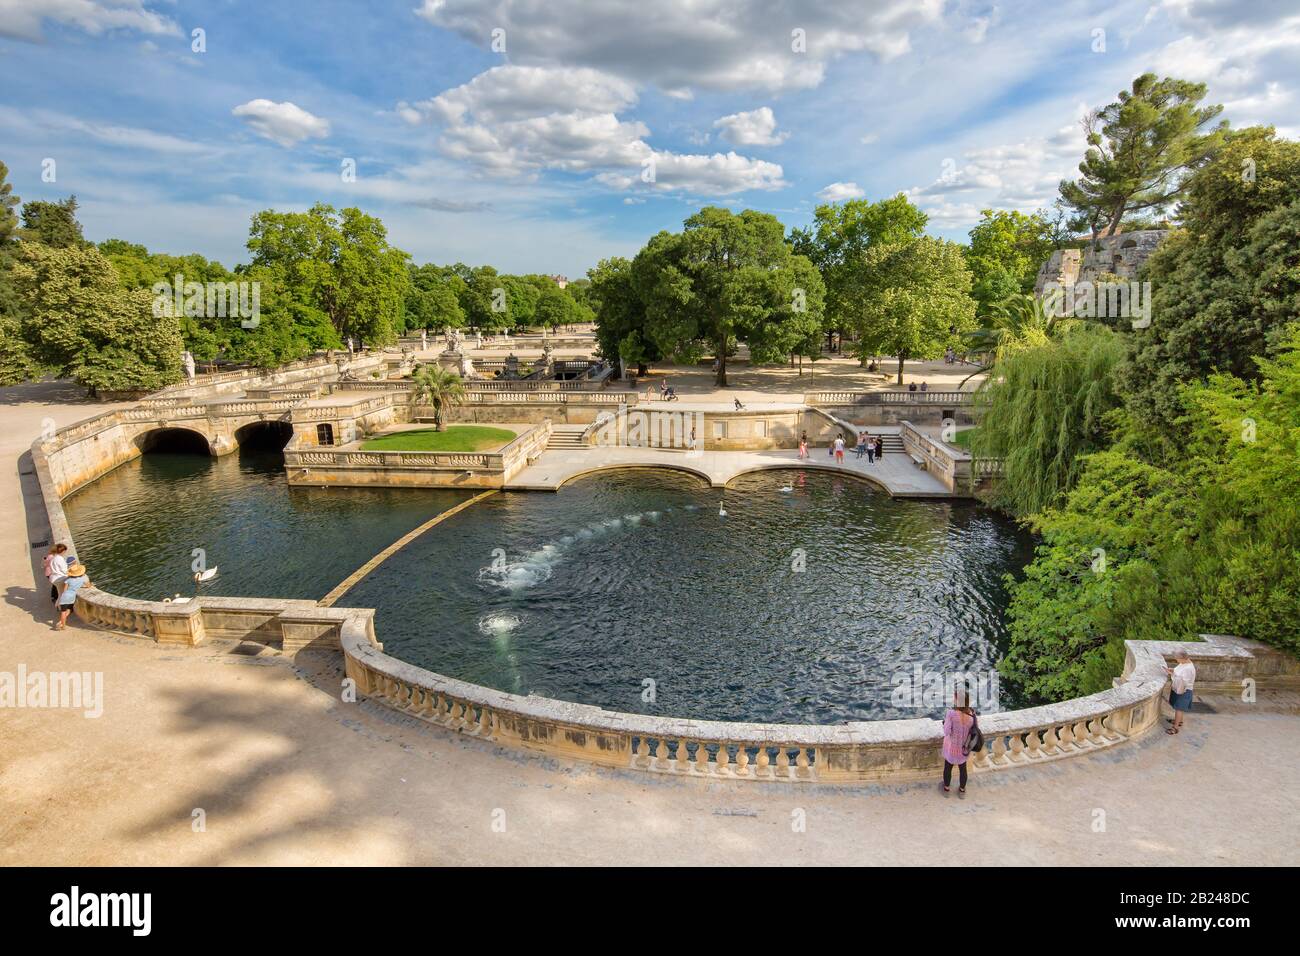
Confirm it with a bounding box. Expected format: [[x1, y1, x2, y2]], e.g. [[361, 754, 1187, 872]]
[[1034, 230, 1168, 295]]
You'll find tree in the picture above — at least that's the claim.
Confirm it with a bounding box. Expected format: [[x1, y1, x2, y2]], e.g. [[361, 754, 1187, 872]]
[[790, 193, 927, 350], [21, 196, 87, 248], [1059, 73, 1227, 240], [404, 264, 464, 332], [247, 204, 409, 347], [1118, 127, 1300, 430], [633, 206, 825, 386], [0, 161, 37, 385], [589, 256, 653, 376], [534, 283, 580, 330], [965, 209, 1054, 315], [1000, 323, 1300, 700], [849, 236, 977, 384], [410, 365, 465, 431], [973, 323, 1126, 517], [12, 243, 182, 395]]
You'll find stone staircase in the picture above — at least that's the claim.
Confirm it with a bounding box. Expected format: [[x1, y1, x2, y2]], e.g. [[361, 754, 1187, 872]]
[[546, 425, 589, 450]]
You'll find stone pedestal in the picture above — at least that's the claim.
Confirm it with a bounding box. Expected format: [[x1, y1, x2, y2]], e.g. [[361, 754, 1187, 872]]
[[437, 348, 476, 379]]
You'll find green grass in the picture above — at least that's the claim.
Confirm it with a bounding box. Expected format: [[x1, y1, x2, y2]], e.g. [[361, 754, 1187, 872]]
[[361, 425, 516, 452], [950, 427, 979, 449]]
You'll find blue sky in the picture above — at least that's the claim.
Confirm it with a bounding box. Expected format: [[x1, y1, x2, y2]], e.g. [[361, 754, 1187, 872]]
[[2, 0, 1297, 276]]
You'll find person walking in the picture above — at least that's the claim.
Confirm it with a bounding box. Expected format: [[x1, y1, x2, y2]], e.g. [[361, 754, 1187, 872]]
[[865, 434, 875, 464], [55, 561, 92, 631], [941, 685, 978, 797], [1166, 650, 1196, 735], [44, 543, 69, 606], [798, 431, 809, 460], [855, 431, 867, 459], [875, 435, 884, 460], [833, 435, 845, 465]]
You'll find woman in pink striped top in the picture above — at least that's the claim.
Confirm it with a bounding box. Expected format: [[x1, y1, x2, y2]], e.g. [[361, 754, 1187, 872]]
[[941, 686, 976, 797]]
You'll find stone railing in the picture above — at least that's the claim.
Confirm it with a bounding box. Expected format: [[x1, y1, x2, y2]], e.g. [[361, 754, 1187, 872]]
[[805, 390, 973, 406], [339, 629, 1291, 784], [898, 420, 969, 491], [466, 379, 606, 392], [461, 390, 637, 405]]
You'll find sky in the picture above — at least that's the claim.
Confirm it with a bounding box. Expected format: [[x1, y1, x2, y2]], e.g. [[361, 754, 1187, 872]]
[[1, 0, 1297, 276]]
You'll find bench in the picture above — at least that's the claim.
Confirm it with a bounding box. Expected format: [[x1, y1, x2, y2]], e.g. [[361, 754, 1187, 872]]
[[908, 452, 927, 470]]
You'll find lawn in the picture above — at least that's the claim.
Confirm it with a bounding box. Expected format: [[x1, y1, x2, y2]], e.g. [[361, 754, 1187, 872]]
[[950, 427, 979, 450], [361, 425, 517, 452]]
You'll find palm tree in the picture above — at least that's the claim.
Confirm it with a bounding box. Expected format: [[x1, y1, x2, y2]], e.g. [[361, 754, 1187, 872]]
[[958, 291, 1075, 387], [410, 365, 465, 431]]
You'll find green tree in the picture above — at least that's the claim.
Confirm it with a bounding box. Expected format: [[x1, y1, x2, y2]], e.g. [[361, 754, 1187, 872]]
[[973, 323, 1127, 516], [21, 196, 88, 248], [849, 236, 977, 384], [13, 243, 181, 395], [404, 264, 465, 332], [534, 283, 580, 330], [790, 193, 927, 350], [1118, 127, 1300, 430], [1059, 73, 1227, 239], [634, 206, 825, 386], [589, 256, 653, 376], [410, 365, 465, 431], [965, 209, 1054, 315], [0, 161, 38, 385], [247, 203, 409, 347]]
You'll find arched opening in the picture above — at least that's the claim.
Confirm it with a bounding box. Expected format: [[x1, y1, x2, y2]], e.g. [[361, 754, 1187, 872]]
[[137, 427, 213, 456], [234, 420, 294, 452]]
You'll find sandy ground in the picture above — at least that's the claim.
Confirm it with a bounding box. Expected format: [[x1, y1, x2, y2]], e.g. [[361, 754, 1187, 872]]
[[2, 380, 1296, 866]]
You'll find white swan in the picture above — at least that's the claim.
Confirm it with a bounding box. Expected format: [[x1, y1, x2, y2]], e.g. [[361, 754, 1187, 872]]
[[780, 484, 793, 493], [193, 567, 218, 582]]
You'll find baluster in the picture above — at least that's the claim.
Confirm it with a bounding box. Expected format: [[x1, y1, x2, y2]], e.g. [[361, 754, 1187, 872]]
[[1040, 725, 1060, 756], [1071, 720, 1089, 749], [1024, 728, 1045, 759], [713, 743, 732, 775], [795, 748, 811, 778], [694, 740, 709, 773], [655, 738, 671, 770], [1011, 731, 1028, 761], [634, 736, 651, 769], [755, 747, 771, 777], [1057, 722, 1075, 751], [777, 748, 792, 777], [987, 733, 1008, 766], [734, 746, 750, 777]]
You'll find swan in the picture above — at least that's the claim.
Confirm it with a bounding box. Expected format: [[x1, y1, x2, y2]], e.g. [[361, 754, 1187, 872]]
[[780, 484, 793, 493], [718, 504, 728, 517], [194, 567, 218, 582]]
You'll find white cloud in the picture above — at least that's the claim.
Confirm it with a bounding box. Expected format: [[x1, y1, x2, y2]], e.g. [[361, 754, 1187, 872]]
[[713, 107, 788, 147], [231, 100, 330, 147], [413, 0, 943, 96], [0, 0, 179, 42], [403, 65, 786, 195], [816, 181, 865, 202]]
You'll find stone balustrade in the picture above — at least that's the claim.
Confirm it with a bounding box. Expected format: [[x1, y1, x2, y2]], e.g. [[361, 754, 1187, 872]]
[[338, 628, 1286, 783], [805, 390, 973, 406]]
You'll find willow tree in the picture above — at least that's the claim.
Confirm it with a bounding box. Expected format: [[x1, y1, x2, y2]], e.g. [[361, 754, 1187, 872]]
[[973, 323, 1127, 517]]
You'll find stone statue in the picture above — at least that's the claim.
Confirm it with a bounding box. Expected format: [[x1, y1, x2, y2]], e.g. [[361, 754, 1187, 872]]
[[437, 329, 476, 379], [421, 329, 428, 352], [181, 350, 196, 385], [540, 341, 555, 377], [347, 336, 355, 359]]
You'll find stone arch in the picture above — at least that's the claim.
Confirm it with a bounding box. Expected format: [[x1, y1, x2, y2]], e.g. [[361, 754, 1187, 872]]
[[724, 462, 891, 494], [233, 419, 294, 452], [554, 463, 714, 490], [135, 426, 214, 456]]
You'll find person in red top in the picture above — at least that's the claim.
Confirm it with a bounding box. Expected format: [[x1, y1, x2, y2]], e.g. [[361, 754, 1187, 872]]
[[941, 685, 976, 797]]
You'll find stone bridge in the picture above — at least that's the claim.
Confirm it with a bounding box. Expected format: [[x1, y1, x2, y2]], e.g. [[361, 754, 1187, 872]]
[[116, 396, 308, 457]]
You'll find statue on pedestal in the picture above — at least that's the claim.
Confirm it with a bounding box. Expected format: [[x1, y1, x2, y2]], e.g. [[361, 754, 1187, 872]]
[[437, 330, 476, 379], [181, 350, 196, 385]]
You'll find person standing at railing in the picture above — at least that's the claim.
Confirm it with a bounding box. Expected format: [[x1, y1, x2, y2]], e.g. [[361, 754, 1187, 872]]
[[941, 684, 978, 797], [798, 431, 809, 459], [1165, 651, 1196, 735], [55, 562, 92, 631]]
